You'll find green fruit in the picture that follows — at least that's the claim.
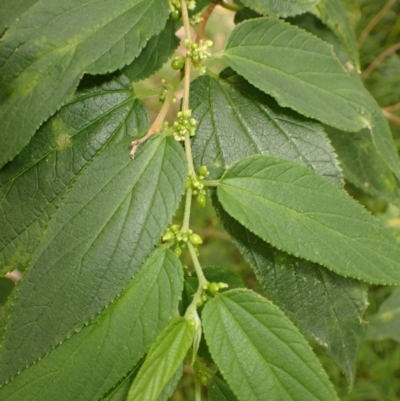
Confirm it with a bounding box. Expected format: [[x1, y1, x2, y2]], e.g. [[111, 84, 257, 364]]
[[171, 57, 185, 70], [197, 193, 206, 207], [189, 233, 203, 245], [171, 9, 181, 19], [199, 165, 208, 176]]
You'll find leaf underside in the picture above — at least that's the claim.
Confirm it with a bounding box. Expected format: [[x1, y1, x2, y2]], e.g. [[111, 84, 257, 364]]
[[0, 73, 143, 274], [217, 155, 400, 285], [203, 290, 340, 401], [0, 130, 187, 383], [0, 248, 184, 401], [239, 0, 320, 18], [224, 17, 400, 180], [214, 197, 368, 386], [0, 0, 169, 168], [190, 71, 342, 186]]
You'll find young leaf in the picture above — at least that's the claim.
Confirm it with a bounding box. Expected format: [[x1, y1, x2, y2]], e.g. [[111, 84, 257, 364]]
[[202, 289, 340, 401], [367, 287, 400, 342], [126, 318, 195, 401], [209, 376, 239, 401], [214, 196, 368, 386], [0, 0, 169, 168], [224, 18, 400, 180], [0, 134, 187, 384], [0, 248, 184, 401], [327, 127, 400, 206], [0, 73, 146, 274], [217, 155, 400, 284], [238, 0, 320, 18], [312, 0, 360, 69], [123, 18, 180, 82], [190, 72, 342, 186]]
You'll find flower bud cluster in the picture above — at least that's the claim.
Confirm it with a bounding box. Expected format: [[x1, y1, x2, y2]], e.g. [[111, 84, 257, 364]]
[[173, 109, 196, 141], [186, 165, 209, 207], [185, 39, 213, 75], [196, 282, 229, 307], [169, 0, 196, 17], [162, 224, 203, 257]]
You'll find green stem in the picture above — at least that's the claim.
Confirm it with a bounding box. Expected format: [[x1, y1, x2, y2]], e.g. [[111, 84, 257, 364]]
[[182, 188, 193, 232], [195, 369, 202, 401], [203, 179, 220, 187], [185, 243, 209, 320]]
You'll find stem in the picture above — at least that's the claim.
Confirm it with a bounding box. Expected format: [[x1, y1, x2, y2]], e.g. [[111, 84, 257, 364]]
[[384, 102, 400, 112], [196, 3, 217, 43], [218, 0, 243, 12], [130, 77, 180, 158], [193, 228, 231, 241], [182, 188, 193, 231], [383, 109, 400, 127], [195, 370, 202, 401], [362, 42, 400, 79], [358, 0, 396, 48]]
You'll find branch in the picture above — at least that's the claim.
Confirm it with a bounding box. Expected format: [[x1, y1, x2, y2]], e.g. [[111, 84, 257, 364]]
[[195, 2, 217, 43], [362, 42, 400, 79], [383, 109, 400, 126], [384, 102, 400, 112], [358, 0, 396, 48]]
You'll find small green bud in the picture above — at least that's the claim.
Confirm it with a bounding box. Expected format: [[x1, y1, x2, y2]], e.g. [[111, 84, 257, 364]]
[[197, 193, 206, 207], [171, 56, 185, 70], [170, 224, 180, 232], [201, 374, 208, 385], [208, 282, 220, 294], [199, 165, 208, 176], [189, 233, 203, 245], [205, 40, 213, 48], [171, 9, 181, 19], [162, 230, 174, 242], [174, 246, 182, 257]]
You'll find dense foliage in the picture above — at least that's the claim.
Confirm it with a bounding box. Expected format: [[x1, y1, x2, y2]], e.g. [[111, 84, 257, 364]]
[[0, 0, 400, 400]]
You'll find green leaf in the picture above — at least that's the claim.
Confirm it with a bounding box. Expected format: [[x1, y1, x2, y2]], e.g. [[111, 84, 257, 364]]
[[0, 73, 146, 274], [0, 134, 187, 384], [312, 0, 360, 69], [0, 248, 184, 401], [0, 0, 169, 168], [202, 289, 340, 401], [238, 0, 320, 17], [224, 18, 400, 180], [367, 287, 400, 342], [123, 19, 180, 82], [217, 155, 400, 284], [214, 196, 368, 386], [224, 18, 365, 132], [190, 72, 342, 186], [0, 0, 38, 34], [327, 127, 400, 206], [127, 317, 195, 401], [209, 376, 239, 401]]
